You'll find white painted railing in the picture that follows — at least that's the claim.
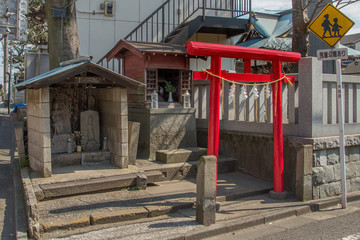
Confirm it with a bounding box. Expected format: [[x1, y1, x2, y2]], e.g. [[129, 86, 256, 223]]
[[194, 58, 360, 138]]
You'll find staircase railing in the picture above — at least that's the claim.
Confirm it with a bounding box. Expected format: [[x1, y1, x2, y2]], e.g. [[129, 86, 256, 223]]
[[124, 0, 251, 43]]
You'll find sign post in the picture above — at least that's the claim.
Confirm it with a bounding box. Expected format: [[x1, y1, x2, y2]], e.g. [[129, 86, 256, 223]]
[[309, 3, 354, 209]]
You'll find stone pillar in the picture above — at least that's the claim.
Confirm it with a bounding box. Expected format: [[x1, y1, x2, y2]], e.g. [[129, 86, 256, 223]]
[[26, 88, 51, 177], [14, 121, 26, 164], [295, 145, 313, 201], [298, 57, 324, 138], [128, 121, 140, 165], [196, 155, 216, 226], [96, 87, 129, 168]]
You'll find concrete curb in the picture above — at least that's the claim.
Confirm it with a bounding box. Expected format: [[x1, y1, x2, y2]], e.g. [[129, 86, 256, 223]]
[[21, 167, 41, 239], [40, 202, 196, 233], [168, 191, 360, 240], [12, 154, 29, 240]]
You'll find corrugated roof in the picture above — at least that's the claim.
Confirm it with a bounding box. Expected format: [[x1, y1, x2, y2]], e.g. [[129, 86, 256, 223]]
[[99, 39, 190, 63], [16, 60, 145, 91], [237, 37, 292, 51], [341, 33, 360, 45]]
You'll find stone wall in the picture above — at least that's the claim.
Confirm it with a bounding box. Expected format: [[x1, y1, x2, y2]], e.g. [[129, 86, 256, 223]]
[[95, 88, 128, 168], [129, 108, 197, 160], [312, 135, 360, 199], [26, 88, 51, 177], [197, 128, 298, 192]]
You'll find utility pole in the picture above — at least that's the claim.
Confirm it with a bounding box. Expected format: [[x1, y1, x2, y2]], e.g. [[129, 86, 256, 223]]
[[3, 25, 8, 104]]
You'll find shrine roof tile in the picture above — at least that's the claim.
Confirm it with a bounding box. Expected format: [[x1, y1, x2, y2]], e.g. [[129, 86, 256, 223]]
[[15, 60, 145, 91]]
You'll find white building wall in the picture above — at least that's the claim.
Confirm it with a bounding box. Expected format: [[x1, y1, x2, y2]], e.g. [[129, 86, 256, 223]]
[[76, 0, 236, 72], [189, 33, 235, 72], [76, 0, 168, 62]]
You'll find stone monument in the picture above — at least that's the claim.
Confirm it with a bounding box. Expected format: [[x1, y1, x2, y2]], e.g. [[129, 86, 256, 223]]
[[51, 91, 73, 153], [81, 110, 100, 151]]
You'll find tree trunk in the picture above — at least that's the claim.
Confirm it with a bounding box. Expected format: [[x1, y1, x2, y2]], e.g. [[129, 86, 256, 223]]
[[45, 0, 80, 69], [292, 0, 310, 57]]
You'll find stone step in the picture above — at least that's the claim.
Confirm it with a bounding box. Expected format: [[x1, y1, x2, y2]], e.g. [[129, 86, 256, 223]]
[[156, 147, 207, 164], [38, 170, 163, 200], [140, 155, 236, 181]]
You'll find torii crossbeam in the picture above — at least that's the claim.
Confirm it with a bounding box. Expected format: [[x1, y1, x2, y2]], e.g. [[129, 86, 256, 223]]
[[186, 41, 301, 194]]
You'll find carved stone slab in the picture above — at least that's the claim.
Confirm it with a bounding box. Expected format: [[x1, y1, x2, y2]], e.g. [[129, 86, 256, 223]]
[[81, 110, 100, 151], [51, 91, 71, 135]]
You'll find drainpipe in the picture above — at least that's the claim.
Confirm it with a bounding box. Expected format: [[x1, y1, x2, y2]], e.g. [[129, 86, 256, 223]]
[[202, 0, 205, 21]]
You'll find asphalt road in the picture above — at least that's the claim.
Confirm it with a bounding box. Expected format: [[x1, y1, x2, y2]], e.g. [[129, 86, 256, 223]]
[[206, 201, 360, 240], [0, 116, 16, 240]]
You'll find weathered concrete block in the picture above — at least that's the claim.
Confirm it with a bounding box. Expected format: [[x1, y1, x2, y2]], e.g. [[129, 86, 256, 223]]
[[51, 134, 71, 153], [323, 165, 335, 183], [116, 115, 128, 129], [295, 145, 313, 201], [28, 130, 51, 148], [355, 161, 360, 177], [27, 102, 50, 118], [114, 87, 127, 102], [27, 116, 51, 133], [346, 162, 357, 179], [157, 148, 207, 164], [350, 177, 360, 191], [315, 150, 327, 167], [27, 88, 49, 103], [111, 155, 128, 169], [334, 163, 341, 181], [29, 156, 51, 177], [312, 167, 325, 186], [319, 182, 341, 198], [327, 149, 340, 165], [90, 208, 148, 225], [196, 155, 216, 226], [115, 128, 128, 144], [52, 153, 81, 167], [128, 121, 140, 165], [81, 151, 110, 166], [136, 174, 147, 190], [28, 142, 51, 163]]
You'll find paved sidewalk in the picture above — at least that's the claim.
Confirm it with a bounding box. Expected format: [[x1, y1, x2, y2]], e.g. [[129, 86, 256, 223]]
[[42, 190, 360, 240]]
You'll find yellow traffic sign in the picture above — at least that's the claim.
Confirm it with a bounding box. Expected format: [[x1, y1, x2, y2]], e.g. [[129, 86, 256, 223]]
[[308, 3, 354, 48]]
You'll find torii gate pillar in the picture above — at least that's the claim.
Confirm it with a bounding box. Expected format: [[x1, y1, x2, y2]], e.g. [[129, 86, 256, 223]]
[[186, 41, 301, 197]]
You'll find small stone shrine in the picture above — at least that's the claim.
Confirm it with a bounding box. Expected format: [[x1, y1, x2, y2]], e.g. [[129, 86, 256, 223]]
[[15, 59, 145, 177], [81, 110, 100, 151]]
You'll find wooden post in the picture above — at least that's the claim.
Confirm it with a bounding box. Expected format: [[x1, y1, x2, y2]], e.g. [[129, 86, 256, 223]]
[[208, 55, 221, 180], [272, 60, 284, 193]]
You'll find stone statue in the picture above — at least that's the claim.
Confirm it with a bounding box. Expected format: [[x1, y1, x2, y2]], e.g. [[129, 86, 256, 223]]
[[50, 90, 72, 153], [81, 110, 100, 151], [88, 94, 96, 110]]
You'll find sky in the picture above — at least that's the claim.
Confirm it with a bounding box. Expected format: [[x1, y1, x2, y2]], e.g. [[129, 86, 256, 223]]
[[252, 0, 360, 34], [1, 0, 360, 87]]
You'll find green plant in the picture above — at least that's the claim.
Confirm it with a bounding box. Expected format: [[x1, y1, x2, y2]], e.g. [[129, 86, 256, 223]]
[[164, 81, 176, 93], [19, 156, 29, 168]]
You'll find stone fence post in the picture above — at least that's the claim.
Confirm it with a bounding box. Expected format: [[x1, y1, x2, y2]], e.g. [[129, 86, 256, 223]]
[[298, 57, 324, 138], [196, 155, 216, 226]]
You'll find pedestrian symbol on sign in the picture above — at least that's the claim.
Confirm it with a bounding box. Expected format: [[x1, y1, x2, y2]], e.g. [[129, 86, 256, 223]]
[[322, 14, 343, 38], [309, 3, 354, 48]]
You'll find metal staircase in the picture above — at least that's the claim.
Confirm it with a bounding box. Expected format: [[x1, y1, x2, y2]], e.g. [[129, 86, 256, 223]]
[[124, 0, 251, 44]]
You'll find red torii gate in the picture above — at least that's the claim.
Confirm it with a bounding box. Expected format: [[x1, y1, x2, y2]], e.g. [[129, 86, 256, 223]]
[[186, 41, 301, 194]]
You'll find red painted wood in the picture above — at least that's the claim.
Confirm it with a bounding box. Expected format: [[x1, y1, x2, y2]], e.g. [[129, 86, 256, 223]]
[[186, 41, 301, 62], [244, 59, 251, 73], [193, 71, 295, 84], [208, 56, 222, 180], [272, 60, 284, 193], [186, 41, 301, 194]]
